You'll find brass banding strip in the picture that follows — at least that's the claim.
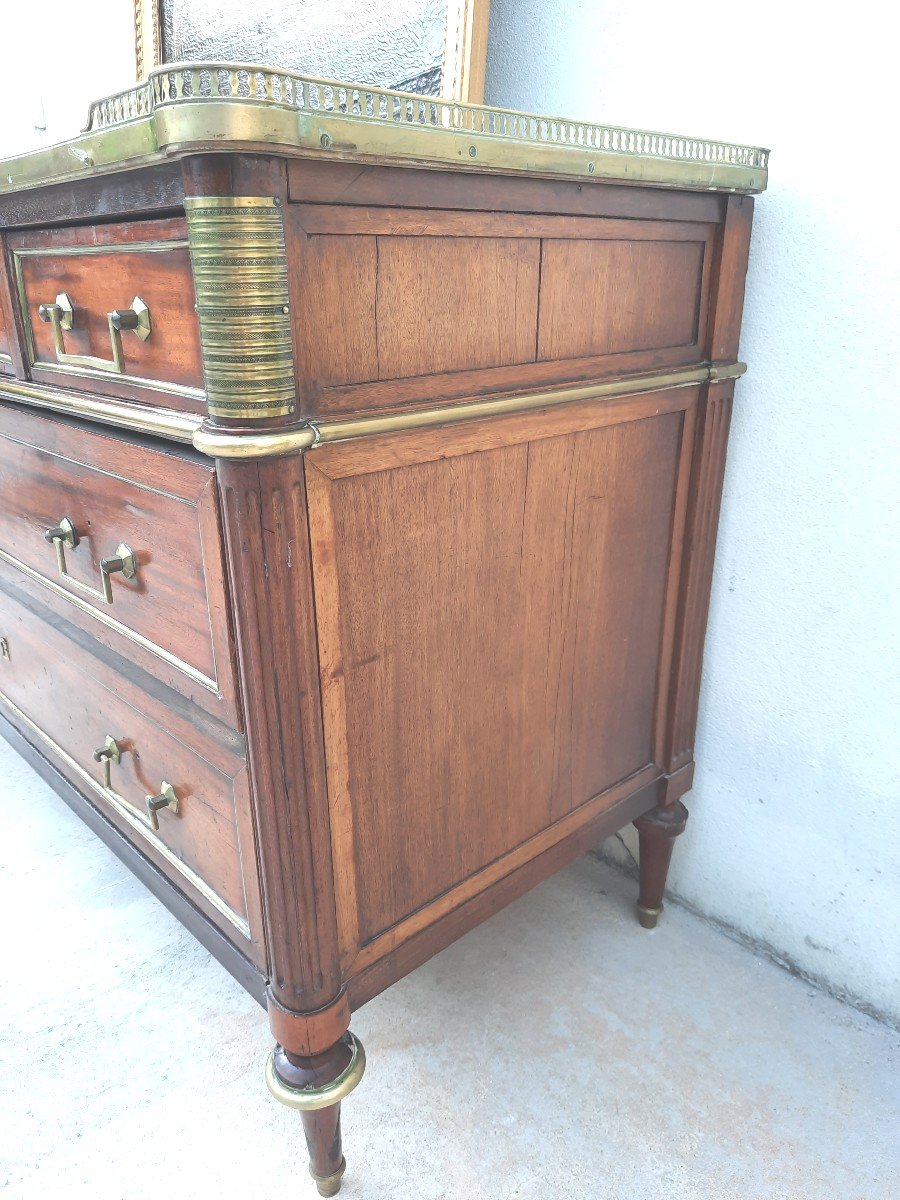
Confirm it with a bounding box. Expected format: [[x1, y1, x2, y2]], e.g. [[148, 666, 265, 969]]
[[184, 196, 297, 421], [264, 1033, 366, 1112], [0, 379, 202, 442], [192, 361, 747, 459]]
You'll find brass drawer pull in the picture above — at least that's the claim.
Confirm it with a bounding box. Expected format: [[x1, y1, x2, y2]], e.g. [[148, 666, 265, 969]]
[[92, 734, 122, 788], [44, 515, 137, 604], [145, 782, 179, 831], [37, 291, 151, 374]]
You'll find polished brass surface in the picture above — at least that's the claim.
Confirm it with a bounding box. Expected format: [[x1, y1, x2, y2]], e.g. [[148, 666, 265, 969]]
[[44, 515, 79, 550], [311, 1160, 346, 1198], [45, 517, 137, 605], [0, 379, 201, 444], [0, 690, 250, 935], [636, 903, 662, 930], [184, 196, 296, 421], [193, 361, 747, 459], [37, 290, 151, 375], [265, 1033, 366, 1113], [13, 241, 200, 400], [0, 62, 768, 196], [92, 733, 122, 789], [145, 780, 179, 831], [0, 547, 219, 694]]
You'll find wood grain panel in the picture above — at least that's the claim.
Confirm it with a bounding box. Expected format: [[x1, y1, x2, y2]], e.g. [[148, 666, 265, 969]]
[[538, 238, 705, 361], [10, 217, 202, 403], [375, 235, 539, 378], [306, 403, 689, 949], [287, 205, 715, 416], [0, 578, 253, 931]]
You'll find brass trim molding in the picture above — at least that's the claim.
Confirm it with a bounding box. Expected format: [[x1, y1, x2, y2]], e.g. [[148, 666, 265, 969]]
[[0, 378, 201, 442], [193, 361, 747, 459], [184, 196, 297, 421], [265, 1033, 366, 1113], [0, 62, 769, 196], [0, 691, 251, 940]]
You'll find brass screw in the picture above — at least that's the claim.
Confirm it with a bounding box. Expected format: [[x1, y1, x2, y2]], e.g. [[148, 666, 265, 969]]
[[320, 132, 332, 149], [468, 146, 477, 158]]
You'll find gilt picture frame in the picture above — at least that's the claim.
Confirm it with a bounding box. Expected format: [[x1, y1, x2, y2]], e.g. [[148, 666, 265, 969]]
[[133, 0, 491, 103]]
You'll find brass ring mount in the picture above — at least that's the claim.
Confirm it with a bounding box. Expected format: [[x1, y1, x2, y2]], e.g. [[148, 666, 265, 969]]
[[264, 1032, 366, 1113]]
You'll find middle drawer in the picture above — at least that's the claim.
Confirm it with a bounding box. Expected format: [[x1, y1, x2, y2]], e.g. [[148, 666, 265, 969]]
[[0, 404, 236, 717]]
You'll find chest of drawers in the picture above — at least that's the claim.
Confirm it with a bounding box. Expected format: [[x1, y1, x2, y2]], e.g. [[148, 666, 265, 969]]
[[0, 64, 767, 1195]]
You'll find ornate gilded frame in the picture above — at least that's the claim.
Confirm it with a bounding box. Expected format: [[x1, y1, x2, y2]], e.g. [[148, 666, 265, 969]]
[[132, 0, 490, 103]]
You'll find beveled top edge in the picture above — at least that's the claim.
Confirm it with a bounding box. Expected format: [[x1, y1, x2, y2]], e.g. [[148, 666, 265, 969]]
[[0, 61, 769, 197]]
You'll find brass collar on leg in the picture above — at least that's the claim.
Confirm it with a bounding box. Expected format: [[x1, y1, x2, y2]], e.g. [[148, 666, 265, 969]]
[[265, 1032, 366, 1112]]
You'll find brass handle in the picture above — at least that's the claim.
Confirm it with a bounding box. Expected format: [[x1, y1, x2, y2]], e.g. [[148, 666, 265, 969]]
[[145, 782, 179, 831], [37, 291, 151, 374], [44, 516, 137, 604], [92, 734, 122, 788]]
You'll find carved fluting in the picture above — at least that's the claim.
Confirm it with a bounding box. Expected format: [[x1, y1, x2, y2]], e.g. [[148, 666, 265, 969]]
[[184, 196, 296, 421], [665, 387, 733, 771], [218, 457, 342, 1012]]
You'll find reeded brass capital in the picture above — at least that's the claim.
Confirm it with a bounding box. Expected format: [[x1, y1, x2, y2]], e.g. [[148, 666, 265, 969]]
[[265, 1032, 366, 1113]]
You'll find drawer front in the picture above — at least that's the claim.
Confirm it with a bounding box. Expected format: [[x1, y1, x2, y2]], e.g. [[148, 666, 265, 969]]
[[9, 218, 204, 413], [0, 405, 236, 709], [0, 577, 259, 947]]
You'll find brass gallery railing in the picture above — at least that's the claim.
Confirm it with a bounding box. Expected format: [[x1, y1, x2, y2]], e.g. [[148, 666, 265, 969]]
[[85, 62, 768, 180]]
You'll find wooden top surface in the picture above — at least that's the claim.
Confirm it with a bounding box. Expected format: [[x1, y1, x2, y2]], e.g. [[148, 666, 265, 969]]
[[0, 62, 769, 198]]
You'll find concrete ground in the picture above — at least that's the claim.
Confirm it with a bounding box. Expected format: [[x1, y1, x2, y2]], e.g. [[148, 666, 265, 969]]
[[0, 735, 896, 1200]]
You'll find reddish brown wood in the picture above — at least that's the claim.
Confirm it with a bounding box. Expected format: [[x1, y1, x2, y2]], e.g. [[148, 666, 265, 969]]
[[0, 141, 759, 1193], [633, 800, 689, 928], [274, 1037, 356, 1197], [0, 404, 236, 708], [0, 570, 264, 954], [287, 205, 715, 417], [9, 217, 203, 411], [216, 454, 344, 1024], [286, 158, 724, 224]]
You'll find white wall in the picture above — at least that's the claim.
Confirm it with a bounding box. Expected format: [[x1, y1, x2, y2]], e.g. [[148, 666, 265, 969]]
[[0, 5, 135, 158], [486, 0, 900, 1023]]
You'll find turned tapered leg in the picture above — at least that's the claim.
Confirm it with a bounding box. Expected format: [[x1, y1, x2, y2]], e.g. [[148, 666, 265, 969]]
[[265, 1032, 366, 1196], [632, 800, 688, 929]]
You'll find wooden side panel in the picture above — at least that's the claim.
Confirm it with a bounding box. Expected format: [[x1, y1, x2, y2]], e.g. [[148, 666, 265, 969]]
[[306, 391, 696, 953], [375, 236, 539, 377], [538, 238, 704, 360], [288, 206, 715, 416]]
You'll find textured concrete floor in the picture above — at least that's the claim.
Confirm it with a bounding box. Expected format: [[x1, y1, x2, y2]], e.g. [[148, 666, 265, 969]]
[[0, 735, 897, 1200]]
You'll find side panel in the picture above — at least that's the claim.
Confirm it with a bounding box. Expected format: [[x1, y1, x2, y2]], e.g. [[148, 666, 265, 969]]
[[305, 387, 698, 971]]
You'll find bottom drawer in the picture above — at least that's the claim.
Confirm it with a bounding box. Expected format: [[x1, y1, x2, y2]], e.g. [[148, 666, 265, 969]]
[[0, 577, 257, 947]]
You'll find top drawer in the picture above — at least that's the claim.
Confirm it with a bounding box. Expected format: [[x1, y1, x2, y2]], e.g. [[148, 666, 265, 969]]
[[9, 217, 204, 414]]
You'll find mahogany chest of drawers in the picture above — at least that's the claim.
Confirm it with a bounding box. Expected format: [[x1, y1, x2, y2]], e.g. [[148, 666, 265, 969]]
[[0, 65, 767, 1195]]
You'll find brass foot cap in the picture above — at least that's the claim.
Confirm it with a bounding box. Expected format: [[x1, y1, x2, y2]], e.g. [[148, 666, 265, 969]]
[[312, 1158, 346, 1197], [636, 903, 662, 930]]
